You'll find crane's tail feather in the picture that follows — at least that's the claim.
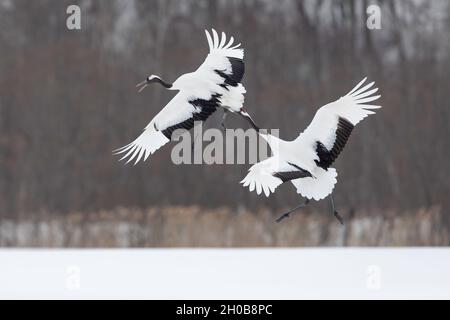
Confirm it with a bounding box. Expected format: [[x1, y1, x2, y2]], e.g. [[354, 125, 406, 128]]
[[291, 168, 338, 201]]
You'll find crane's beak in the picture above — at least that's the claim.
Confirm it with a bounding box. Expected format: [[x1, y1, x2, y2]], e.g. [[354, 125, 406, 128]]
[[136, 79, 149, 93]]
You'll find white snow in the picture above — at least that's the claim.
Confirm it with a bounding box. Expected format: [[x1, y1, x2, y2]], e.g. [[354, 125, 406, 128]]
[[0, 248, 449, 299]]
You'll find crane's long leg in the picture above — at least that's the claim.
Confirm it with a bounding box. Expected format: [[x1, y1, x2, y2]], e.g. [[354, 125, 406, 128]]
[[191, 125, 201, 151], [330, 194, 344, 225], [220, 109, 229, 131], [238, 111, 259, 131], [275, 199, 310, 223]]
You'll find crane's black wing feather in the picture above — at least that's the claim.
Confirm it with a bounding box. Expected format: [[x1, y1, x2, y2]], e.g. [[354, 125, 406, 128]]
[[315, 117, 354, 170]]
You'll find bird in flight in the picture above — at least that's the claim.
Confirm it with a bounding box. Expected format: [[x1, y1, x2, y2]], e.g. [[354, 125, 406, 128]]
[[115, 29, 257, 164], [240, 78, 381, 224]]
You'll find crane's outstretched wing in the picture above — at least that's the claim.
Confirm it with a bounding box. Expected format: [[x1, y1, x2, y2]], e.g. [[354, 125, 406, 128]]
[[114, 92, 221, 165], [240, 156, 312, 197], [196, 29, 245, 90], [296, 78, 381, 170]]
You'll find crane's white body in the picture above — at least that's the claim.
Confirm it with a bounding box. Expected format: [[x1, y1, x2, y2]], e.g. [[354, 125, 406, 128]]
[[241, 78, 381, 200], [116, 29, 246, 164]]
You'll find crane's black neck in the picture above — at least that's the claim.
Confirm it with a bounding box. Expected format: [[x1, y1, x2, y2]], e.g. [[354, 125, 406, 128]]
[[152, 77, 172, 89]]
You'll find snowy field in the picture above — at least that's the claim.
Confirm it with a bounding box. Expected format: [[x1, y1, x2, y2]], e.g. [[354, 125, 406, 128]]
[[0, 248, 449, 299]]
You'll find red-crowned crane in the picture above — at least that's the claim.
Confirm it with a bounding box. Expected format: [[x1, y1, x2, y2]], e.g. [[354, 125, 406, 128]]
[[240, 78, 381, 224], [114, 29, 257, 164]]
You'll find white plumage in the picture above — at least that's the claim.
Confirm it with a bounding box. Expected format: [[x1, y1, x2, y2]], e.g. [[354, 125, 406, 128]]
[[241, 78, 381, 201], [115, 29, 253, 165]]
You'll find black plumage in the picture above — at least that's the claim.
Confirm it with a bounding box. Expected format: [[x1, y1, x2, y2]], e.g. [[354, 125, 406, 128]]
[[315, 117, 354, 170], [228, 57, 245, 83], [214, 57, 245, 89], [272, 162, 312, 182], [161, 94, 222, 139]]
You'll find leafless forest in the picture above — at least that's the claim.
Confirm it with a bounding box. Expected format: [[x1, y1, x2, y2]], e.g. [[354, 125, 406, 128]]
[[0, 0, 449, 246]]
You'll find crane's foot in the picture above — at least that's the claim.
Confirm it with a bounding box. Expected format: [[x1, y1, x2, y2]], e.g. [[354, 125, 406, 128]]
[[275, 199, 310, 223], [329, 194, 344, 225], [275, 212, 291, 223]]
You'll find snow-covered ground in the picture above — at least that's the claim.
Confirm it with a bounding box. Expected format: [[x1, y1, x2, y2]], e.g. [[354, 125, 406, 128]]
[[0, 248, 449, 299]]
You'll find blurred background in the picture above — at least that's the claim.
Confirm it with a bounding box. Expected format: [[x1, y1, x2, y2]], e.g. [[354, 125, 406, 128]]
[[0, 0, 449, 247]]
